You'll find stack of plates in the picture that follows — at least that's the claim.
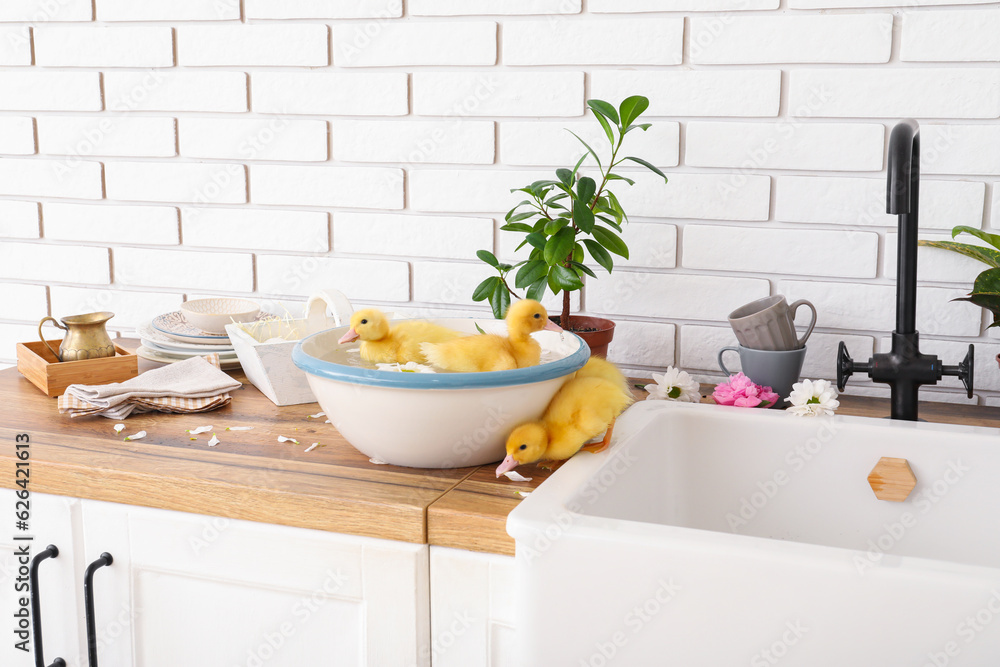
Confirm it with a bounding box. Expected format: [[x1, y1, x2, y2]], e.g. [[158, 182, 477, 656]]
[[136, 311, 269, 370]]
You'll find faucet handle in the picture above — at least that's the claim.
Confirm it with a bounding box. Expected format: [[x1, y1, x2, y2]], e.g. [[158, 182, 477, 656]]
[[837, 342, 854, 392], [942, 344, 974, 398]]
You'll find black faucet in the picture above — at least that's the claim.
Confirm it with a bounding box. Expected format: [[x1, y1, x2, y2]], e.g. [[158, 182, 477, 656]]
[[837, 119, 974, 420]]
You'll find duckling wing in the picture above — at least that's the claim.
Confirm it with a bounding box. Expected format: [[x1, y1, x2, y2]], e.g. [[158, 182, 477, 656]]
[[421, 335, 518, 372], [543, 377, 634, 458], [393, 321, 463, 363]]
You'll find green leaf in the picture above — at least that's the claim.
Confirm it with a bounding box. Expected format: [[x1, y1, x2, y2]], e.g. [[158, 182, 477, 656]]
[[497, 263, 513, 272], [500, 222, 534, 234], [506, 211, 536, 223], [573, 242, 584, 264], [583, 239, 614, 273], [607, 190, 628, 223], [623, 156, 668, 181], [556, 168, 574, 188], [476, 249, 499, 267], [952, 226, 1000, 251], [506, 200, 532, 217], [592, 111, 615, 146], [515, 238, 530, 252], [623, 122, 653, 135], [567, 130, 602, 171], [475, 322, 486, 334], [489, 283, 511, 320], [544, 217, 569, 235], [549, 265, 584, 292], [576, 176, 596, 206], [593, 226, 629, 259], [954, 267, 1000, 327], [618, 95, 649, 128], [918, 240, 1000, 268], [515, 259, 549, 288], [573, 200, 595, 233], [525, 232, 547, 250], [472, 276, 499, 302], [605, 173, 635, 186], [569, 153, 587, 181], [526, 276, 547, 302], [544, 227, 576, 266], [569, 260, 598, 279], [597, 215, 623, 232], [587, 99, 620, 125]]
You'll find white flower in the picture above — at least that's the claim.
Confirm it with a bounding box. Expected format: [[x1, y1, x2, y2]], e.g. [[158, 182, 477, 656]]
[[785, 379, 840, 417], [644, 367, 701, 403], [376, 362, 436, 373]]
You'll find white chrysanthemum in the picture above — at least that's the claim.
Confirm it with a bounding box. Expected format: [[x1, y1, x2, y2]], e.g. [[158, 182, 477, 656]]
[[785, 379, 840, 417], [644, 367, 701, 403]]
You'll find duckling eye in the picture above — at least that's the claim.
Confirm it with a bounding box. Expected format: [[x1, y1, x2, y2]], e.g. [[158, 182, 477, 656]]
[[519, 444, 527, 450], [360, 319, 368, 324], [533, 313, 541, 319]]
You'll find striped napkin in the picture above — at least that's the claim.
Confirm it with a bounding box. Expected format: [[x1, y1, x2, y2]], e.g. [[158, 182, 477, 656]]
[[58, 354, 242, 419]]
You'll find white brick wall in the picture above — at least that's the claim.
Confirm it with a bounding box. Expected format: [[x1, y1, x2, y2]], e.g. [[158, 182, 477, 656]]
[[34, 27, 173, 67], [2, 4, 999, 405], [504, 19, 683, 66], [38, 116, 176, 158]]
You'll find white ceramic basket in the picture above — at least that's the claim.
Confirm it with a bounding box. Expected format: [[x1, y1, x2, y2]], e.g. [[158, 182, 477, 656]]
[[226, 289, 353, 406]]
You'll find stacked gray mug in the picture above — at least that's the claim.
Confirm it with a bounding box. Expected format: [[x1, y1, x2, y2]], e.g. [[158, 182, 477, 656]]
[[718, 296, 817, 408]]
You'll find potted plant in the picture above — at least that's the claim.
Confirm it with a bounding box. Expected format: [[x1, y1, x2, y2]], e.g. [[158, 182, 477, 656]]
[[471, 95, 668, 356], [920, 225, 1000, 366]]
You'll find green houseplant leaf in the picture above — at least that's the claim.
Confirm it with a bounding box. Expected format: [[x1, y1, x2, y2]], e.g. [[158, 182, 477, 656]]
[[952, 225, 1000, 251], [954, 267, 1000, 327], [471, 95, 666, 323], [619, 95, 649, 129], [917, 240, 1000, 268]]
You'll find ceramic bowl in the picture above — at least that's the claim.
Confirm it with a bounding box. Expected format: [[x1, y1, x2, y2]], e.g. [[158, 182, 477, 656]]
[[180, 298, 260, 334], [292, 318, 590, 468]]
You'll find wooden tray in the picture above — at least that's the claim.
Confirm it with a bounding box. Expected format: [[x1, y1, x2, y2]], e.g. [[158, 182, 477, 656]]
[[16, 339, 139, 398]]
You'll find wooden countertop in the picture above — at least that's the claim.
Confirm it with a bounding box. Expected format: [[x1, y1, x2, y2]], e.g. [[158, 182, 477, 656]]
[[5, 343, 1000, 556]]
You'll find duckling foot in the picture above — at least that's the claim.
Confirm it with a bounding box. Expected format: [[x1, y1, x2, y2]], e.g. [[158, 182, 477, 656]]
[[580, 420, 617, 454]]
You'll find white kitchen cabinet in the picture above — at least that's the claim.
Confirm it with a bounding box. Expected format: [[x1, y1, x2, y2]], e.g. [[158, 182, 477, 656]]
[[2, 491, 431, 667], [0, 490, 87, 667], [429, 546, 516, 667]]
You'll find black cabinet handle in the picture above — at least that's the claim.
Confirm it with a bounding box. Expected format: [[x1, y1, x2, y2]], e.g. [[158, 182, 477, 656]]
[[29, 544, 66, 667], [83, 553, 113, 667]]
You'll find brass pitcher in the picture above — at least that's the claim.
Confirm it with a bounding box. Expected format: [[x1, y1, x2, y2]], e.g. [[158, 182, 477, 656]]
[[37, 311, 116, 362]]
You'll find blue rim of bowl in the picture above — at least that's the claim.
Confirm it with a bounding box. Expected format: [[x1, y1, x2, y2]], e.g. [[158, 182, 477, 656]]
[[292, 320, 591, 389]]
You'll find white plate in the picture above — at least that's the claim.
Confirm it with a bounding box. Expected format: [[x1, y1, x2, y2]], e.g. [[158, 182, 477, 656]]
[[137, 322, 235, 352], [136, 345, 242, 370], [140, 339, 238, 361], [152, 311, 232, 344], [140, 336, 235, 357]]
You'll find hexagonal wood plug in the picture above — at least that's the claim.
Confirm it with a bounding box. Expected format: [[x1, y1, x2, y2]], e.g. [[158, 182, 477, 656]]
[[868, 457, 917, 502]]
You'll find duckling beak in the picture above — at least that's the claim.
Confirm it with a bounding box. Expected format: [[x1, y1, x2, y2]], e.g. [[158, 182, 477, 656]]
[[496, 454, 519, 477], [338, 328, 359, 344], [543, 319, 563, 332]]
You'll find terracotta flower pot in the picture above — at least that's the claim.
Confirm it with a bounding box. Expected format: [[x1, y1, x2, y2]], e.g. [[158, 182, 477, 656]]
[[550, 315, 616, 358]]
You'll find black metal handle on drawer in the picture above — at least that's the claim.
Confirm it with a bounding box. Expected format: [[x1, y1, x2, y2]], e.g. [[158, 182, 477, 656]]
[[84, 553, 114, 667], [29, 544, 66, 667]]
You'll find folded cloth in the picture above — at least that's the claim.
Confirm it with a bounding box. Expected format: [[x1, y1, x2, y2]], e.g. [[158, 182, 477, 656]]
[[58, 354, 241, 419]]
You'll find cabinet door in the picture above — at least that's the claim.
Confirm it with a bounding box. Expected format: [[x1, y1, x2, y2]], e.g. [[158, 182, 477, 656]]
[[429, 546, 516, 667], [0, 490, 85, 667], [81, 499, 430, 667]]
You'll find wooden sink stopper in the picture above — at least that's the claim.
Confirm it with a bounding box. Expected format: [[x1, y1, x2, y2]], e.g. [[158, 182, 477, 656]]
[[868, 457, 917, 502]]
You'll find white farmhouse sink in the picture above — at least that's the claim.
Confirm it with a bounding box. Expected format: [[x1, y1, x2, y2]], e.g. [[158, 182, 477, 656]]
[[508, 400, 1000, 666]]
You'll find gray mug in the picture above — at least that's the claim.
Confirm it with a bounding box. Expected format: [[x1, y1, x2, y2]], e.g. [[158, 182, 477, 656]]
[[728, 295, 817, 351], [718, 345, 807, 409]]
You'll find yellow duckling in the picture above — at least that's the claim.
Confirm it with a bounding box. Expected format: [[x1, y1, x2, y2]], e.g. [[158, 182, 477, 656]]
[[337, 309, 461, 365], [496, 357, 634, 476], [421, 299, 562, 373]]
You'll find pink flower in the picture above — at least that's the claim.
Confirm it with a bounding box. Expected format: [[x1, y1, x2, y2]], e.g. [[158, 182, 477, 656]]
[[712, 372, 780, 409]]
